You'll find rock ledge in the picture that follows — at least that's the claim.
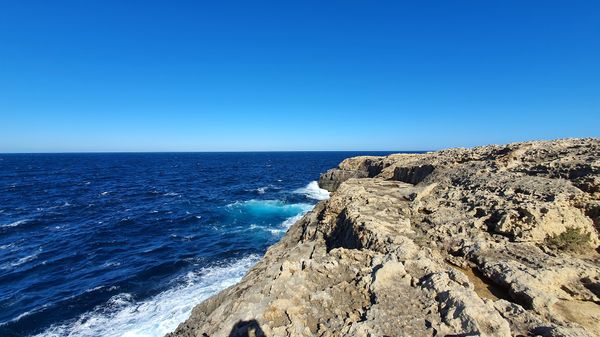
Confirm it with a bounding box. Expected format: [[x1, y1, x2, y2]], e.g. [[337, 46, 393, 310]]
[[168, 138, 600, 337]]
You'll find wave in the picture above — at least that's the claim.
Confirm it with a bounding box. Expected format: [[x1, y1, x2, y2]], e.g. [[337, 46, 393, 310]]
[[0, 242, 16, 250], [35, 202, 72, 212], [1, 253, 38, 270], [293, 181, 330, 200], [32, 255, 260, 337], [1, 219, 29, 228], [256, 187, 267, 194], [249, 224, 285, 235], [246, 185, 281, 195], [226, 199, 312, 218], [280, 212, 306, 229], [0, 304, 50, 328], [248, 208, 310, 235]]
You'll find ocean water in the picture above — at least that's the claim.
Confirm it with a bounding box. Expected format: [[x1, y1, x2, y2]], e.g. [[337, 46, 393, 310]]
[[0, 152, 393, 337]]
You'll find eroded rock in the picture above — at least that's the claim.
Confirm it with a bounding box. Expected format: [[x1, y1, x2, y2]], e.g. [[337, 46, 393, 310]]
[[168, 138, 600, 337]]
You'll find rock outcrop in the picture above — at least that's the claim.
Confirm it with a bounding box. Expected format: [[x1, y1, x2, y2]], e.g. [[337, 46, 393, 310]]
[[168, 138, 600, 337]]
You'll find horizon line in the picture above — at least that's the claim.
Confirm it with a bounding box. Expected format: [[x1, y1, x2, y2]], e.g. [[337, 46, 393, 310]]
[[0, 149, 431, 155]]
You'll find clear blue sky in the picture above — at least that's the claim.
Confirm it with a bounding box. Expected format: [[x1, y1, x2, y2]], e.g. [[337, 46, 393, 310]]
[[1, 1, 598, 152]]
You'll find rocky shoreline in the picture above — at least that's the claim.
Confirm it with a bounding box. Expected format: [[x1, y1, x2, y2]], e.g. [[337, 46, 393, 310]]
[[168, 138, 600, 337]]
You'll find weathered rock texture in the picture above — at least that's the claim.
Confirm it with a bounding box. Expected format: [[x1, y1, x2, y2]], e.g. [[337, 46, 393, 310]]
[[168, 138, 600, 337]]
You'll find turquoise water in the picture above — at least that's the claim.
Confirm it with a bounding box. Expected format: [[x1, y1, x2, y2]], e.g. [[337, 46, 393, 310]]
[[0, 152, 394, 336]]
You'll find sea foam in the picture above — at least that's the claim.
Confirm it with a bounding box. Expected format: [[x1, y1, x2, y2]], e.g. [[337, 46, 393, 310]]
[[248, 210, 310, 236], [227, 199, 312, 218], [294, 181, 330, 200], [1, 253, 39, 270], [33, 255, 259, 337], [256, 186, 267, 194], [1, 219, 29, 228]]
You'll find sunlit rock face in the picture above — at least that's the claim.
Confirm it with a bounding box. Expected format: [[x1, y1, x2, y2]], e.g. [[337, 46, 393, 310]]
[[168, 138, 600, 337]]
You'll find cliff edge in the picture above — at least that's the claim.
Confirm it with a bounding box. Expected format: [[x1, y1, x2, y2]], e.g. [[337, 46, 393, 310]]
[[168, 138, 600, 337]]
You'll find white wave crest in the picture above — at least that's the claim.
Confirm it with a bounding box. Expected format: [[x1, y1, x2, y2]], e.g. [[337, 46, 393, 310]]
[[256, 186, 267, 194], [0, 242, 15, 250], [248, 209, 310, 235], [280, 213, 306, 229], [1, 253, 38, 270], [249, 224, 285, 235], [1, 219, 29, 228], [0, 304, 50, 327], [32, 255, 259, 337], [294, 181, 330, 200]]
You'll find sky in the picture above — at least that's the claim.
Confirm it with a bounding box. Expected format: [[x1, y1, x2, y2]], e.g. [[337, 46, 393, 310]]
[[0, 1, 599, 152]]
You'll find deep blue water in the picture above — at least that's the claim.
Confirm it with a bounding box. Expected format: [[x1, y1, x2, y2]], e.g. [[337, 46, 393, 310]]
[[0, 152, 394, 337]]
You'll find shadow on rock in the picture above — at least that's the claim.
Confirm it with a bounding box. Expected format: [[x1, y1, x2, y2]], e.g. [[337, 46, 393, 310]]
[[228, 320, 266, 337]]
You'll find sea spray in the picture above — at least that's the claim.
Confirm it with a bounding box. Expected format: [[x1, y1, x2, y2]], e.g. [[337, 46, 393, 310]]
[[33, 255, 260, 337], [294, 181, 330, 200]]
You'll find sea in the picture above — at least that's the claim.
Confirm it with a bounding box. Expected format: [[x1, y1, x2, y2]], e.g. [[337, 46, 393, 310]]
[[0, 152, 394, 337]]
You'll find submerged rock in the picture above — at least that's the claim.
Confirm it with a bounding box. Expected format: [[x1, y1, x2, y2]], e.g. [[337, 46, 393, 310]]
[[167, 138, 600, 337]]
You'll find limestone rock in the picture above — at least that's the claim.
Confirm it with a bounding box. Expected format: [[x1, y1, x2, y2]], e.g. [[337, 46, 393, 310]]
[[168, 138, 600, 337]]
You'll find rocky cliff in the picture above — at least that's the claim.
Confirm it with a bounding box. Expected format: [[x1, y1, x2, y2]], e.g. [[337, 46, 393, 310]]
[[168, 138, 600, 337]]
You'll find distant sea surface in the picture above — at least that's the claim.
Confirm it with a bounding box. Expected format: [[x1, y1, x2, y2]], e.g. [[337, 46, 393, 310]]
[[0, 152, 397, 337]]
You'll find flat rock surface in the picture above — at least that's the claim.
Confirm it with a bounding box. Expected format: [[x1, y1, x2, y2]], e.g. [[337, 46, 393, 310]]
[[168, 138, 600, 337]]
